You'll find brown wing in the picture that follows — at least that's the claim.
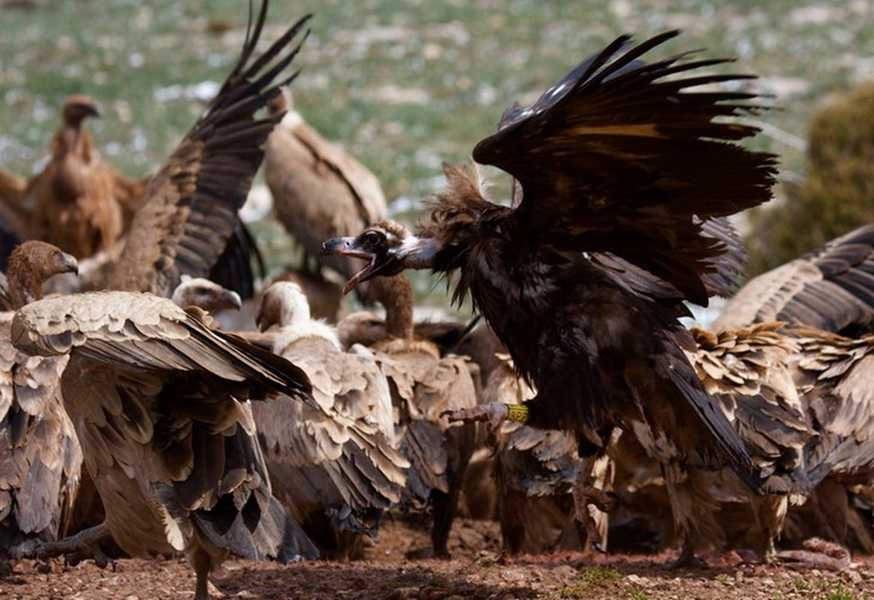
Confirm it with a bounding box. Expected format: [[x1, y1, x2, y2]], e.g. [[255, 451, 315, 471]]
[[253, 335, 407, 534], [108, 8, 311, 296], [0, 314, 80, 547], [11, 291, 312, 403], [688, 324, 813, 493], [473, 31, 777, 305], [715, 223, 874, 335], [11, 290, 317, 561]]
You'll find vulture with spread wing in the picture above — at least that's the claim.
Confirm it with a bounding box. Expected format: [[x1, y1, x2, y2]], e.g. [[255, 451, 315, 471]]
[[0, 242, 80, 566], [251, 281, 408, 560], [323, 31, 777, 565], [11, 290, 317, 599]]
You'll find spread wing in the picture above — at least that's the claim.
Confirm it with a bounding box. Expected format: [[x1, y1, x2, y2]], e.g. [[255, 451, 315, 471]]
[[474, 31, 777, 305], [10, 291, 312, 404], [715, 223, 874, 335], [108, 7, 311, 296], [10, 289, 318, 561]]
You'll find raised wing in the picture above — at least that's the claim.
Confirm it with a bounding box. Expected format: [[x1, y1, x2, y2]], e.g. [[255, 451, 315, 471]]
[[108, 6, 311, 296], [474, 31, 777, 305], [715, 223, 874, 335]]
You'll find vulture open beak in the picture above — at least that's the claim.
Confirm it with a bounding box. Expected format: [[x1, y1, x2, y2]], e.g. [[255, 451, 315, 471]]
[[320, 236, 378, 295]]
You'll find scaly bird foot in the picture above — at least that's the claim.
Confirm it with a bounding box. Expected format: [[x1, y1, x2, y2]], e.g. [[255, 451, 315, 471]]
[[32, 523, 115, 570], [572, 484, 618, 553], [442, 402, 510, 437]]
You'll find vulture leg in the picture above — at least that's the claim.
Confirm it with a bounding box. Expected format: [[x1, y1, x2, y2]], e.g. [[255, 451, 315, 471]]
[[571, 456, 616, 552], [671, 537, 706, 569], [32, 522, 113, 569], [431, 423, 476, 559], [443, 401, 509, 435], [191, 546, 212, 600]]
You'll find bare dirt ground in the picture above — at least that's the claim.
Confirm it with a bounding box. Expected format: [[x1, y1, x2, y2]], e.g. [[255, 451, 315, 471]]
[[3, 517, 873, 600]]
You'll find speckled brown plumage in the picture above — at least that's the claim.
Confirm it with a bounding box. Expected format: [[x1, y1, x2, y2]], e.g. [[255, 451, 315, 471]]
[[251, 281, 407, 559]]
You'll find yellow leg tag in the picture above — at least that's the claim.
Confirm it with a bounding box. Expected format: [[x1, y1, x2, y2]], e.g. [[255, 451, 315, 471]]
[[507, 403, 529, 423]]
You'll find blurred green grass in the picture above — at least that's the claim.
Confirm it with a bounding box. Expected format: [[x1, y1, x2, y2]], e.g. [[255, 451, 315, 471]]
[[1, 0, 872, 306]]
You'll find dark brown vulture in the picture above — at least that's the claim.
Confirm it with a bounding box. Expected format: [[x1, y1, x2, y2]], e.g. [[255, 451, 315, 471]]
[[714, 223, 874, 337], [17, 95, 148, 259], [341, 271, 479, 558], [323, 31, 778, 566], [250, 281, 408, 560], [263, 87, 387, 303], [0, 241, 80, 568]]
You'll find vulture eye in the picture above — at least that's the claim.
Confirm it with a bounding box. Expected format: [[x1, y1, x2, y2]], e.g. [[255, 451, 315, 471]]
[[362, 230, 384, 248]]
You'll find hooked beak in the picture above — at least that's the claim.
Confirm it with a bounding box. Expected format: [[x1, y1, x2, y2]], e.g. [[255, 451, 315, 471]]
[[218, 289, 243, 312], [320, 237, 378, 295], [59, 252, 79, 276]]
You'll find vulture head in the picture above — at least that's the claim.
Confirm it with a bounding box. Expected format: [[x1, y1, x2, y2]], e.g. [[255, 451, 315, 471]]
[[170, 275, 242, 313], [7, 240, 78, 308], [256, 281, 310, 332], [321, 219, 431, 294], [61, 94, 100, 126]]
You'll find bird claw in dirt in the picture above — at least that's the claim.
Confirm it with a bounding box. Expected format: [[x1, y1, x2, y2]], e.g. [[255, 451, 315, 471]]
[[33, 523, 115, 571]]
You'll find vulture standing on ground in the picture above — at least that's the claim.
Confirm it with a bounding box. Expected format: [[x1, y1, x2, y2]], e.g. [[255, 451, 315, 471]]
[[336, 270, 479, 558], [0, 95, 149, 260], [323, 30, 778, 566], [251, 281, 408, 560], [264, 87, 387, 305], [0, 241, 80, 568], [9, 3, 323, 598]]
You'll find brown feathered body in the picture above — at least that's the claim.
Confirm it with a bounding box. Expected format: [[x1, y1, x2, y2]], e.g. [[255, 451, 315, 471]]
[[26, 95, 148, 259], [321, 32, 777, 563], [11, 291, 318, 589], [359, 274, 478, 558], [264, 89, 387, 294], [250, 281, 407, 559], [0, 241, 80, 559]]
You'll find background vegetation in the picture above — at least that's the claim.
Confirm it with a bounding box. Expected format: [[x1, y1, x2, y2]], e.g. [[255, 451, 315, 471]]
[[0, 0, 873, 303]]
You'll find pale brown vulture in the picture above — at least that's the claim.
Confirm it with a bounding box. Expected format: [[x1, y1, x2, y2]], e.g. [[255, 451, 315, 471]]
[[250, 281, 408, 559], [0, 241, 80, 567], [322, 31, 778, 566], [264, 87, 387, 303], [337, 270, 479, 558]]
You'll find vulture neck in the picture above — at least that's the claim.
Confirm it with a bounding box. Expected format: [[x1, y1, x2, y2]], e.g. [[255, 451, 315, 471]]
[[8, 256, 45, 309], [371, 274, 415, 340]]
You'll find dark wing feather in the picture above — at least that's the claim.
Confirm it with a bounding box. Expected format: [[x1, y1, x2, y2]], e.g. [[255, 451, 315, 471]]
[[108, 8, 311, 296], [715, 223, 874, 335], [474, 31, 776, 305]]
